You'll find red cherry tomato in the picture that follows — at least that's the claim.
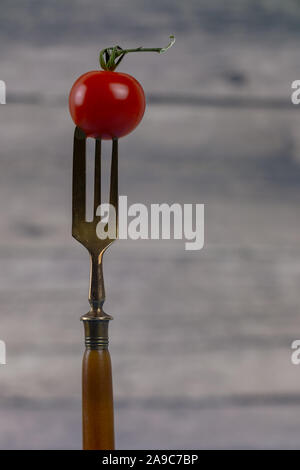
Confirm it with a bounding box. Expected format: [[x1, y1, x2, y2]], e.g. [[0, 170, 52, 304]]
[[69, 71, 145, 139]]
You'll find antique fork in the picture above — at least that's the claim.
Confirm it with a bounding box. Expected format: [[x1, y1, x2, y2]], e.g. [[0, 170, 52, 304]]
[[72, 126, 118, 450]]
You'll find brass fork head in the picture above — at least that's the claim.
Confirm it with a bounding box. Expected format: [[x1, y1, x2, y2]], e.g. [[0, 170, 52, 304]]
[[72, 126, 118, 319]]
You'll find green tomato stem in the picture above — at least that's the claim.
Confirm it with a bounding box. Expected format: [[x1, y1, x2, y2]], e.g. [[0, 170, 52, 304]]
[[99, 35, 175, 71]]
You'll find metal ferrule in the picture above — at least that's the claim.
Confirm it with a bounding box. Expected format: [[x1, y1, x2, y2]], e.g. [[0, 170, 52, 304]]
[[81, 315, 112, 350]]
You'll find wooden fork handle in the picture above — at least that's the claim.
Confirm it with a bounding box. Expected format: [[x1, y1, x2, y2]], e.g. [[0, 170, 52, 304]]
[[82, 320, 115, 450]]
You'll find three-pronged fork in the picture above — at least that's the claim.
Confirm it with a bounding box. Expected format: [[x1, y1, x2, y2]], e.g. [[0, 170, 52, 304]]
[[72, 126, 118, 450]]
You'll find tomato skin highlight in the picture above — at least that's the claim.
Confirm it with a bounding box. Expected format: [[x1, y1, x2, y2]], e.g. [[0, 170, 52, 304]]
[[69, 71, 146, 139]]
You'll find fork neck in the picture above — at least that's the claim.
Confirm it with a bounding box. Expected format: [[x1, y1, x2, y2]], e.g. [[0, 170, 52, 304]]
[[88, 251, 107, 314], [81, 251, 112, 350]]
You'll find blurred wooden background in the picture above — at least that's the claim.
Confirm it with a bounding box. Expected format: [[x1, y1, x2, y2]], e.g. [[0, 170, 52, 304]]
[[1, 0, 300, 448]]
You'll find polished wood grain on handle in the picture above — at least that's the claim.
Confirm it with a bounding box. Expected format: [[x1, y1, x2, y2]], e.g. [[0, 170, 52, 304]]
[[82, 349, 115, 450]]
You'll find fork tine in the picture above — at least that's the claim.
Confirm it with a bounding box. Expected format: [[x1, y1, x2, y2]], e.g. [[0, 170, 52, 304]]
[[94, 138, 101, 217], [72, 126, 86, 228], [109, 138, 118, 222]]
